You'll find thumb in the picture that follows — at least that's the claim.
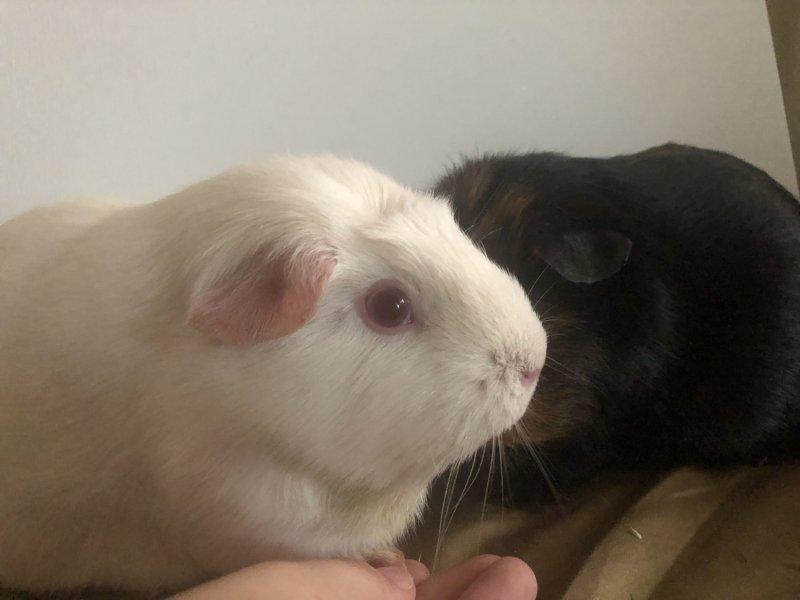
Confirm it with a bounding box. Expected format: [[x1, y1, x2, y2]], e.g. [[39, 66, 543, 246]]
[[375, 563, 418, 597]]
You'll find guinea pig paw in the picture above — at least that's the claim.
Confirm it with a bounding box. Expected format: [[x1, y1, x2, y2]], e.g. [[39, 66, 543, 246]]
[[366, 547, 406, 568]]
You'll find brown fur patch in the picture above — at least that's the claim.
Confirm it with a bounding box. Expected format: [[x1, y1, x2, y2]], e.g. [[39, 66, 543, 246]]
[[436, 159, 494, 215]]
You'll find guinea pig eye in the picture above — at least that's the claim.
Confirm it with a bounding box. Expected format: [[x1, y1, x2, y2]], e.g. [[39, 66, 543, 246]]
[[360, 281, 415, 334]]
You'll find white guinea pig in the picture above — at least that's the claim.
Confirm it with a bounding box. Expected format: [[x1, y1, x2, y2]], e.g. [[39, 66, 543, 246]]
[[0, 156, 546, 594]]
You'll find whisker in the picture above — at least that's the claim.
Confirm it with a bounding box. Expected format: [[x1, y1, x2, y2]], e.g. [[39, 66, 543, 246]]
[[544, 356, 605, 394], [532, 281, 558, 312], [514, 421, 564, 504], [546, 356, 583, 376], [433, 462, 459, 570], [497, 435, 510, 523], [527, 265, 550, 296], [542, 361, 577, 379], [476, 226, 503, 244], [536, 305, 559, 320], [478, 438, 496, 552], [444, 450, 484, 536], [539, 317, 573, 326], [434, 445, 487, 571], [465, 197, 498, 238]]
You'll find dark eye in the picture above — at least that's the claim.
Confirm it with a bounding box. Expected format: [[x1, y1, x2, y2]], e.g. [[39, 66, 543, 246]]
[[360, 281, 416, 334]]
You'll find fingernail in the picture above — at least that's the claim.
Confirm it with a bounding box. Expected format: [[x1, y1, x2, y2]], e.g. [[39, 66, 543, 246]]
[[377, 564, 415, 591]]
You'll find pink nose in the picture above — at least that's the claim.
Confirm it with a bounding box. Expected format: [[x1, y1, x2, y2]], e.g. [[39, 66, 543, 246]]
[[521, 369, 540, 389]]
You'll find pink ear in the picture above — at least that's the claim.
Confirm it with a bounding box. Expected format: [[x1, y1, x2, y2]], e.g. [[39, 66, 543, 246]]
[[189, 250, 336, 345]]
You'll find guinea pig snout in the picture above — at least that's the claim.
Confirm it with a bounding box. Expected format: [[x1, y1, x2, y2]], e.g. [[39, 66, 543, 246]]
[[521, 369, 541, 389], [492, 352, 542, 393]]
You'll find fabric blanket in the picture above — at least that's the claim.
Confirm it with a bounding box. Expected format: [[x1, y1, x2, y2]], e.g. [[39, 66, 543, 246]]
[[404, 463, 800, 600], [2, 464, 798, 599]]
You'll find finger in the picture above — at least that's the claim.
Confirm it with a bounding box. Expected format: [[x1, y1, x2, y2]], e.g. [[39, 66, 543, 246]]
[[459, 556, 537, 600], [405, 559, 431, 584], [169, 558, 416, 600], [367, 547, 406, 568], [416, 555, 501, 600]]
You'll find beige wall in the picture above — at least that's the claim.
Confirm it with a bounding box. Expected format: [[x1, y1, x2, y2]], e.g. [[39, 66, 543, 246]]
[[1, 1, 796, 220], [767, 0, 800, 192]]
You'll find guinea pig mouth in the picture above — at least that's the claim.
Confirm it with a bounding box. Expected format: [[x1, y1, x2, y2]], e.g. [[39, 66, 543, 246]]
[[498, 396, 576, 447], [501, 426, 526, 445]]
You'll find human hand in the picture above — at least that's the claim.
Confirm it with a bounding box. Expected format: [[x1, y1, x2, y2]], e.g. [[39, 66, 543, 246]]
[[416, 554, 537, 600], [168, 553, 536, 599]]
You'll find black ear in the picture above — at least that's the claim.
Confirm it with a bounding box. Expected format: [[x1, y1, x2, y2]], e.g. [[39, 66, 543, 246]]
[[536, 229, 632, 284]]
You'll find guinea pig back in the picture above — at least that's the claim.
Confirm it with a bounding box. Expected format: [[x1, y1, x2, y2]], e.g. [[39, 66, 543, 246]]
[[0, 156, 546, 593], [436, 143, 800, 503]]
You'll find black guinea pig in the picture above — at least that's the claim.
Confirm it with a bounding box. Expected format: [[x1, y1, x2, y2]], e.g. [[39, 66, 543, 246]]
[[435, 143, 800, 504]]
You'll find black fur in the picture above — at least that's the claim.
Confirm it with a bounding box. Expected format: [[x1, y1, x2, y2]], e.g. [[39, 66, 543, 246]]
[[435, 143, 800, 504]]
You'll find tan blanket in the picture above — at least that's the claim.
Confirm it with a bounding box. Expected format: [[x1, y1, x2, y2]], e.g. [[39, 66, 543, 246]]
[[3, 464, 798, 599], [404, 463, 800, 600]]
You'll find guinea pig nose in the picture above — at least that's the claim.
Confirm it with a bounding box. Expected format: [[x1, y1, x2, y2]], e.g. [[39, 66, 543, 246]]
[[520, 369, 540, 389]]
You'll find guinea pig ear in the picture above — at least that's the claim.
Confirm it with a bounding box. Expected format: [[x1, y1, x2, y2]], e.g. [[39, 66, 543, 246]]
[[536, 229, 632, 284], [188, 248, 337, 345]]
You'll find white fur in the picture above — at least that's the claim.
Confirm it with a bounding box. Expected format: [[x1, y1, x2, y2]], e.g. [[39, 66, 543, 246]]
[[0, 156, 546, 593]]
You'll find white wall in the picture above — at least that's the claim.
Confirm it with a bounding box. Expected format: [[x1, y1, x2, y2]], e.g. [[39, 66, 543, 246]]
[[1, 0, 796, 222]]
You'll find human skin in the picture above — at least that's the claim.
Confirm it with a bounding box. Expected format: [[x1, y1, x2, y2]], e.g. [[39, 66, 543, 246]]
[[169, 554, 538, 600]]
